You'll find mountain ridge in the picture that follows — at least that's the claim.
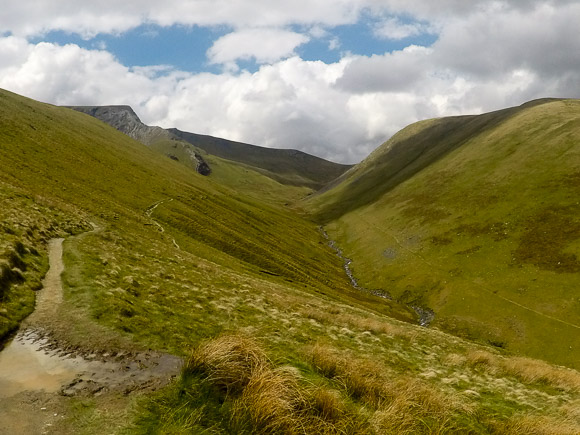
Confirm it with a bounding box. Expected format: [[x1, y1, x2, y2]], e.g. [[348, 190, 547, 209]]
[[69, 105, 352, 189], [68, 105, 212, 175], [309, 98, 565, 222]]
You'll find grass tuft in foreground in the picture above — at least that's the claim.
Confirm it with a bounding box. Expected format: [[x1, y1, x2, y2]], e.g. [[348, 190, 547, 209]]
[[135, 335, 539, 434]]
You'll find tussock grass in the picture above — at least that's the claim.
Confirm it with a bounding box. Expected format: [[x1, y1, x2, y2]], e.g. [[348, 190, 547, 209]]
[[301, 307, 412, 340], [230, 366, 307, 433], [307, 343, 476, 433], [185, 334, 268, 396], [492, 414, 580, 435], [501, 357, 580, 393], [452, 349, 580, 393], [142, 335, 370, 434]]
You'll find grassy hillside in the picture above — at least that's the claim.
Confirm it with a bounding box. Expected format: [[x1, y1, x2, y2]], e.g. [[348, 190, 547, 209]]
[[306, 99, 580, 369], [0, 88, 414, 337], [1, 89, 579, 433], [147, 135, 312, 204], [170, 128, 352, 189], [309, 98, 562, 222]]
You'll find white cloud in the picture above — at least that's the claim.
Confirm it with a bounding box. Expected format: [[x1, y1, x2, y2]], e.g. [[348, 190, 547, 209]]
[[0, 1, 363, 38], [372, 17, 432, 40], [1, 1, 580, 165], [328, 37, 341, 51], [207, 28, 310, 65], [0, 38, 159, 106]]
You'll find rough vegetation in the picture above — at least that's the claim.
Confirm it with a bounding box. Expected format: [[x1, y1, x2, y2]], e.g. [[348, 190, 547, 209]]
[[133, 334, 580, 434], [0, 88, 578, 433]]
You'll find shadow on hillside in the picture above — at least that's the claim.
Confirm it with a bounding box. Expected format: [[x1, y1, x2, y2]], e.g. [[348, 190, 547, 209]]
[[313, 98, 562, 223]]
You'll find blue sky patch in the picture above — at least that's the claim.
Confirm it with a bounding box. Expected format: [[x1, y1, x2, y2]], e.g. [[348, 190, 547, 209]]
[[31, 19, 437, 75]]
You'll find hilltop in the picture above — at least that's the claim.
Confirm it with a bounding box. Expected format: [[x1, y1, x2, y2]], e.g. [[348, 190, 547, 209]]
[[306, 98, 580, 369], [0, 89, 578, 433]]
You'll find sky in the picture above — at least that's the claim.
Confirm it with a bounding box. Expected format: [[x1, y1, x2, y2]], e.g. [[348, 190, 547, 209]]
[[1, 1, 579, 164]]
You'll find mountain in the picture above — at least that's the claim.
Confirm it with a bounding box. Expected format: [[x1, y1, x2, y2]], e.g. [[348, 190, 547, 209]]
[[69, 105, 352, 189], [169, 127, 353, 189], [69, 105, 211, 175], [1, 89, 578, 433], [306, 98, 580, 368]]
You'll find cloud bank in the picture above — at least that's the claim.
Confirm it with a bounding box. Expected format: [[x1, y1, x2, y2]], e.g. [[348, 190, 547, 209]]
[[0, 1, 579, 163]]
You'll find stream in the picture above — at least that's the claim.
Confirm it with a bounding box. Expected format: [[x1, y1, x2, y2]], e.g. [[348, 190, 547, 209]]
[[319, 227, 435, 327]]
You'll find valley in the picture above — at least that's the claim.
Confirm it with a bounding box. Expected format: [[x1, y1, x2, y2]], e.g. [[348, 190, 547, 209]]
[[307, 99, 580, 369], [0, 89, 578, 433]]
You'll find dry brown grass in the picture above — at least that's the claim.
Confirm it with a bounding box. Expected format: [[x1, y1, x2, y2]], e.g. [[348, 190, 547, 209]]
[[307, 343, 473, 433], [501, 357, 580, 393], [185, 335, 370, 434], [301, 307, 411, 339], [458, 349, 580, 393], [492, 414, 580, 435], [185, 334, 268, 396], [465, 349, 499, 368], [309, 343, 389, 405], [310, 387, 347, 423], [230, 366, 307, 434]]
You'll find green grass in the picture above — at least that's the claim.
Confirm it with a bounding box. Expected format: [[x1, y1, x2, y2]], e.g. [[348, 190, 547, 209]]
[[0, 181, 89, 344], [0, 87, 414, 346], [169, 128, 353, 190], [305, 99, 580, 369], [1, 88, 579, 433]]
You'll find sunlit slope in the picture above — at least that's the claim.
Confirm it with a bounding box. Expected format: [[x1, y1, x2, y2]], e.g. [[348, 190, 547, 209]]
[[307, 99, 580, 368], [69, 104, 341, 200], [69, 105, 352, 190], [147, 136, 312, 204], [0, 89, 328, 290], [0, 88, 415, 344]]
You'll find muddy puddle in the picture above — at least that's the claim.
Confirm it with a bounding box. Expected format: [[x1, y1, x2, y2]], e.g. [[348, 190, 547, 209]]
[[0, 237, 181, 401], [0, 331, 88, 398]]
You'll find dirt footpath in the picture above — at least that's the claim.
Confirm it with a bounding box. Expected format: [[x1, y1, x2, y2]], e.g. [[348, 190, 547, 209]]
[[0, 237, 182, 433]]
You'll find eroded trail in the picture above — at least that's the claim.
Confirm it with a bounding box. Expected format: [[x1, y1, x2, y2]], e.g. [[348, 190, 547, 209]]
[[27, 238, 65, 325], [0, 235, 181, 433], [0, 239, 77, 398]]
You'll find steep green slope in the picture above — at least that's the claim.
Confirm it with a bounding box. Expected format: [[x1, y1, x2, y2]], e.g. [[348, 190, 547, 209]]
[[307, 99, 580, 368], [309, 99, 562, 222]]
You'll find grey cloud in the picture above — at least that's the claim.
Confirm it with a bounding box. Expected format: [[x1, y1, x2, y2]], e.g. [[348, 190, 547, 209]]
[[433, 3, 580, 81], [0, 1, 364, 37], [335, 47, 430, 93]]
